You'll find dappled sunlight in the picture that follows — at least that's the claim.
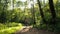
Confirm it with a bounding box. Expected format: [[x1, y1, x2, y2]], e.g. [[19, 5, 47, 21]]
[[0, 26, 22, 32], [0, 0, 60, 34], [0, 22, 23, 34]]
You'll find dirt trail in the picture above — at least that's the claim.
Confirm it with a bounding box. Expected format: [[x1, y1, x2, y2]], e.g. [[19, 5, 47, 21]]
[[15, 26, 55, 34]]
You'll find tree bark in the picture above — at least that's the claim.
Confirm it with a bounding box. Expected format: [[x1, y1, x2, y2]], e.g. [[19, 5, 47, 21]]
[[37, 0, 46, 23], [49, 0, 56, 31], [31, 0, 36, 26]]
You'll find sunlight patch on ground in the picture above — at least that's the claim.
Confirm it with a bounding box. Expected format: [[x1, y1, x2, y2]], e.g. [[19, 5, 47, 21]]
[[0, 26, 22, 32], [0, 22, 23, 34]]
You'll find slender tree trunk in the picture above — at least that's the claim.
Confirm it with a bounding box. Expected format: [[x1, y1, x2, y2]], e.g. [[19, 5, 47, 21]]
[[2, 0, 8, 23], [32, 1, 36, 25], [13, 0, 14, 9], [31, 0, 36, 26], [56, 0, 58, 13], [11, 0, 14, 22], [24, 1, 29, 26], [49, 0, 56, 31], [37, 0, 46, 23], [49, 0, 56, 20]]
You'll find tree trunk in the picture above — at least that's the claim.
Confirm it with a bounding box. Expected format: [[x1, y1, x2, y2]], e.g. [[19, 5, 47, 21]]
[[49, 0, 56, 31], [30, 0, 36, 26], [37, 0, 46, 23], [1, 0, 8, 23], [31, 0, 36, 26]]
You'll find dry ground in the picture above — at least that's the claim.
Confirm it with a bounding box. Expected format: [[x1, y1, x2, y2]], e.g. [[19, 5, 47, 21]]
[[15, 26, 58, 34]]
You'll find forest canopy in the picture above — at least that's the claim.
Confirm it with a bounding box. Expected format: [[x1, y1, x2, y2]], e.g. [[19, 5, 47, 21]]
[[0, 0, 60, 34]]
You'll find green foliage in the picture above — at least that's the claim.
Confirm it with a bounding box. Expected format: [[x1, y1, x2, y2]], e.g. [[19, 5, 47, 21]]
[[0, 22, 23, 34], [0, 0, 60, 33]]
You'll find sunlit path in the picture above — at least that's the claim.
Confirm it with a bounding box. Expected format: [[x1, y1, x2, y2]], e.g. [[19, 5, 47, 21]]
[[15, 26, 55, 34]]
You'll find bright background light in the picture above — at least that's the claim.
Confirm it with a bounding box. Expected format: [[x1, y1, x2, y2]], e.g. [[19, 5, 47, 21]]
[[17, 0, 26, 2], [9, 0, 47, 10]]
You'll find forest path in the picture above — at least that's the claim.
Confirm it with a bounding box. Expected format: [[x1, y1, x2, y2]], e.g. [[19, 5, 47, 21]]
[[15, 26, 55, 34]]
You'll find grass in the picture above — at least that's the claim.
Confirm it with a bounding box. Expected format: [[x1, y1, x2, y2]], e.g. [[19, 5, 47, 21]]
[[0, 22, 23, 34]]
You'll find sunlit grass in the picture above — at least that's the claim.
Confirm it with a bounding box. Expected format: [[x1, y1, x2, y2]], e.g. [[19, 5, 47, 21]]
[[0, 22, 23, 34]]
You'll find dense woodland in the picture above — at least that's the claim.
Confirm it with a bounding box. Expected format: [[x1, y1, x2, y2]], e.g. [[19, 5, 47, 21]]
[[0, 0, 60, 34]]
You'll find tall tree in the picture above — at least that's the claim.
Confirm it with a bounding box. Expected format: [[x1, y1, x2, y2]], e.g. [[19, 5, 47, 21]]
[[37, 0, 46, 23], [49, 0, 56, 31], [12, 0, 16, 9], [30, 0, 36, 26], [24, 1, 28, 25], [0, 0, 8, 23], [10, 0, 16, 22]]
